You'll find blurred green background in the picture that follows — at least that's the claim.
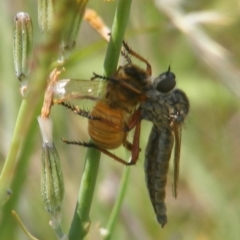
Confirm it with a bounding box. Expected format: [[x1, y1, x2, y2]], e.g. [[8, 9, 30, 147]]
[[1, 0, 240, 239]]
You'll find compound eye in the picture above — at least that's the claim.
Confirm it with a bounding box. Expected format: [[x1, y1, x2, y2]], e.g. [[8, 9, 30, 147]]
[[154, 67, 176, 93]]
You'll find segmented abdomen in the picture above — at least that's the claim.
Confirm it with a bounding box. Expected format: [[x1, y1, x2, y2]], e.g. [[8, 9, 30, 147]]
[[144, 125, 173, 227], [88, 101, 127, 149]]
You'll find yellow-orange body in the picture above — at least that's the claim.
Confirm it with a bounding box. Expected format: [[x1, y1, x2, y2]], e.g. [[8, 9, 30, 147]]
[[88, 63, 150, 150], [88, 101, 127, 149]]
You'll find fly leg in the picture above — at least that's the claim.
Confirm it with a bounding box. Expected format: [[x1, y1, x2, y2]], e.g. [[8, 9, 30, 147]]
[[62, 109, 142, 166], [122, 41, 152, 75], [122, 120, 141, 165], [91, 73, 142, 95], [91, 42, 152, 94], [122, 109, 142, 165], [62, 121, 141, 166], [59, 101, 128, 131], [62, 139, 132, 166]]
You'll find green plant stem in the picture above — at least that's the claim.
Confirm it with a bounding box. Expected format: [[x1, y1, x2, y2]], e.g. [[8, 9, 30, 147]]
[[68, 148, 101, 239], [104, 0, 132, 76], [68, 0, 132, 239], [104, 165, 130, 240], [0, 99, 40, 206], [0, 42, 53, 208], [0, 117, 37, 239]]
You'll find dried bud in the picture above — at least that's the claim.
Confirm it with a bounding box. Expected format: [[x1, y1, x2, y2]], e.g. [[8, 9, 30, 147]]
[[38, 117, 64, 218], [38, 0, 55, 35], [84, 9, 110, 42], [13, 12, 33, 87]]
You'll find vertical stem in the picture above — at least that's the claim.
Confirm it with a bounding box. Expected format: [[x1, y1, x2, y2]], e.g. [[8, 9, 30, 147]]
[[103, 165, 130, 240], [0, 86, 46, 206], [68, 0, 132, 239], [68, 148, 101, 239], [104, 0, 132, 76]]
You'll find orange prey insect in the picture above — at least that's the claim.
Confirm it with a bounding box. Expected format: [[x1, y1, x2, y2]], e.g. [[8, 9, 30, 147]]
[[54, 41, 152, 165]]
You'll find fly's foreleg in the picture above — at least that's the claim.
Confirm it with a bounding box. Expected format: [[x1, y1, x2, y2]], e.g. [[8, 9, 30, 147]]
[[122, 109, 142, 165], [123, 120, 141, 165]]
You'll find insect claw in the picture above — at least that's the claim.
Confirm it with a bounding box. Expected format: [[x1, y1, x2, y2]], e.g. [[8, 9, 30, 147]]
[[91, 72, 108, 81], [90, 72, 98, 80], [122, 40, 130, 52]]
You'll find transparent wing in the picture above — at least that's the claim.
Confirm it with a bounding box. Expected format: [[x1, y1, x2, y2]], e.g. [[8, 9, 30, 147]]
[[172, 122, 182, 198], [53, 79, 107, 104]]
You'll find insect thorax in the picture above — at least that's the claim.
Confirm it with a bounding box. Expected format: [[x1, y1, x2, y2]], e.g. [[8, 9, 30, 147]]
[[105, 63, 151, 112], [141, 88, 189, 128]]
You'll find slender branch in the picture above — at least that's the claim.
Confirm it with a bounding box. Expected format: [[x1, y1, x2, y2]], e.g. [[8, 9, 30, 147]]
[[104, 0, 132, 76], [68, 0, 133, 239], [11, 210, 40, 240], [102, 163, 130, 240]]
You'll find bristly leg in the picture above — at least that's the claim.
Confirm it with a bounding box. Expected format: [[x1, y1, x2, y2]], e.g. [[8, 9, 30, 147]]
[[122, 41, 152, 76], [62, 112, 142, 166], [60, 102, 96, 119], [121, 47, 132, 64], [60, 102, 130, 132], [91, 72, 142, 95], [62, 139, 134, 166]]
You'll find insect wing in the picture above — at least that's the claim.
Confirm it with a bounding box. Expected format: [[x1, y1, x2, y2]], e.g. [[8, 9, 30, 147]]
[[53, 79, 106, 104], [172, 122, 182, 198]]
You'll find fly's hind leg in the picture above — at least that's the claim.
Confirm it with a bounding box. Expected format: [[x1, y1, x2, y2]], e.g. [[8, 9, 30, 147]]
[[60, 101, 128, 131], [62, 109, 142, 166], [62, 121, 141, 166], [62, 139, 132, 166]]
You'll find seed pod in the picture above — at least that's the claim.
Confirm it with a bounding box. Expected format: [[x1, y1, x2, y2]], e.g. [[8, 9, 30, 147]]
[[38, 117, 64, 216], [38, 0, 55, 35], [13, 12, 33, 84]]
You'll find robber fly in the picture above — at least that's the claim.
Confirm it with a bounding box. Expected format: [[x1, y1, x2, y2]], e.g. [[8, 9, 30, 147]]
[[53, 41, 151, 164], [140, 67, 189, 227]]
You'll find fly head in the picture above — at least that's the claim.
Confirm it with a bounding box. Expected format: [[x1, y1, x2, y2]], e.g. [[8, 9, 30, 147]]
[[153, 66, 176, 93]]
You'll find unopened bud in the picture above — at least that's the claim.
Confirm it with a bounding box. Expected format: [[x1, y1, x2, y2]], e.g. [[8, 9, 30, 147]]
[[13, 12, 33, 88], [38, 0, 55, 35], [61, 0, 88, 55], [38, 117, 64, 217]]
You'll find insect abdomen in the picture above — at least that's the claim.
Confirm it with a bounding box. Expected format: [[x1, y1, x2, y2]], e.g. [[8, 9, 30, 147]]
[[88, 101, 127, 149], [144, 125, 173, 227]]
